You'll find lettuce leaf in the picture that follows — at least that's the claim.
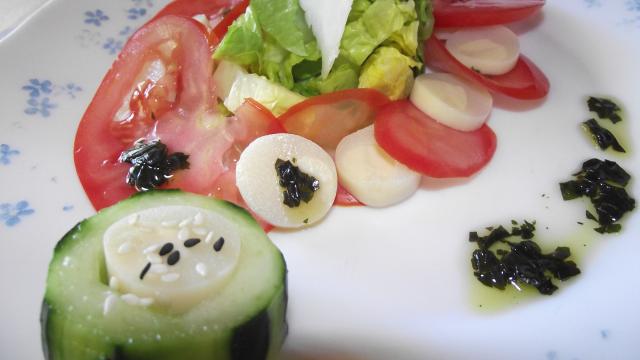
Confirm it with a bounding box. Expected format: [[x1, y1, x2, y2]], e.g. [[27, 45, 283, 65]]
[[340, 0, 410, 66], [214, 0, 434, 101], [358, 46, 419, 100], [212, 8, 263, 69], [293, 57, 359, 96], [250, 0, 318, 57]]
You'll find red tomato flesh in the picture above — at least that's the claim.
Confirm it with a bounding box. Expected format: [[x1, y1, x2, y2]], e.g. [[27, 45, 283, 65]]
[[433, 0, 545, 28], [278, 89, 390, 151], [74, 16, 282, 231], [151, 0, 247, 44], [424, 36, 549, 100], [278, 89, 388, 207], [151, 0, 242, 24], [334, 185, 363, 207], [374, 101, 497, 178]]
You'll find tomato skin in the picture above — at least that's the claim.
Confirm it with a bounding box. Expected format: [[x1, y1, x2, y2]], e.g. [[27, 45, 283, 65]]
[[151, 0, 248, 44], [334, 185, 363, 207], [74, 15, 282, 232], [75, 16, 212, 210], [374, 101, 497, 178], [278, 89, 387, 207], [424, 36, 549, 100], [433, 0, 545, 28], [278, 89, 390, 151], [151, 0, 241, 22], [211, 0, 250, 43]]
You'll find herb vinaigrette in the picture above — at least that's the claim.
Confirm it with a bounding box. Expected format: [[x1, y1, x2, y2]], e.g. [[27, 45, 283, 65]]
[[119, 140, 190, 192], [560, 159, 635, 234], [469, 220, 580, 296], [583, 96, 631, 157], [275, 158, 320, 208], [469, 225, 598, 311]]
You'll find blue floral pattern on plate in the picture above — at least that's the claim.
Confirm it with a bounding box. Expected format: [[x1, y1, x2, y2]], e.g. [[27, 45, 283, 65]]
[[0, 144, 19, 165], [21, 79, 83, 118], [621, 0, 640, 26], [127, 7, 148, 20], [84, 10, 110, 27], [0, 201, 35, 227], [78, 0, 155, 56], [583, 0, 602, 8]]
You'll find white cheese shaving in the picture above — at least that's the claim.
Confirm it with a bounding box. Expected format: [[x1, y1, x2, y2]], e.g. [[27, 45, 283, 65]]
[[299, 0, 353, 78]]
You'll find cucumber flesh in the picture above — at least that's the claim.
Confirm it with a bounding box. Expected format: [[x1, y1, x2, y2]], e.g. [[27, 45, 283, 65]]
[[41, 190, 287, 360]]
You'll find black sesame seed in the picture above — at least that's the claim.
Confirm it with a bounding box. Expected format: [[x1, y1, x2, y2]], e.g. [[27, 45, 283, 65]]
[[213, 237, 225, 252], [184, 238, 201, 248], [159, 242, 174, 256], [167, 251, 180, 266], [139, 262, 151, 280]]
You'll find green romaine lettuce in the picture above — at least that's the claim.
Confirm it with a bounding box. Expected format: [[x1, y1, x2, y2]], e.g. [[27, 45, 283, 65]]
[[212, 8, 263, 68], [340, 0, 410, 66], [358, 46, 419, 100], [250, 0, 319, 57], [213, 0, 434, 101]]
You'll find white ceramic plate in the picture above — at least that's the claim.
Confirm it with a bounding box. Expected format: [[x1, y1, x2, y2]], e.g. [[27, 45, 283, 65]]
[[1, 1, 639, 359]]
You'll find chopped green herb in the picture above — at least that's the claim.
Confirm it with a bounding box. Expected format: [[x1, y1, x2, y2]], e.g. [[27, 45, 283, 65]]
[[560, 159, 635, 233], [469, 221, 580, 295], [275, 159, 320, 208], [582, 119, 625, 153], [119, 140, 189, 192], [587, 96, 622, 124]]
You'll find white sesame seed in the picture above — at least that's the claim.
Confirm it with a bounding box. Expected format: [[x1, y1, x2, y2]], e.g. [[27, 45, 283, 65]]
[[139, 298, 155, 307], [204, 231, 214, 244], [192, 227, 208, 236], [103, 294, 118, 316], [109, 276, 120, 290], [195, 262, 207, 277], [193, 212, 204, 225], [117, 242, 132, 254], [161, 273, 180, 282], [161, 220, 178, 227], [178, 218, 193, 228], [177, 227, 190, 241], [147, 254, 162, 264], [150, 264, 169, 274], [121, 293, 140, 306], [128, 214, 140, 225], [142, 244, 160, 254]]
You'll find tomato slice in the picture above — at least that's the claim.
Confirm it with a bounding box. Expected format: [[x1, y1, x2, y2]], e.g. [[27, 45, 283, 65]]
[[151, 0, 248, 43], [374, 101, 497, 178], [151, 0, 241, 22], [211, 0, 250, 43], [433, 0, 545, 28], [423, 36, 549, 100], [334, 184, 363, 207], [74, 16, 282, 231], [278, 89, 390, 151]]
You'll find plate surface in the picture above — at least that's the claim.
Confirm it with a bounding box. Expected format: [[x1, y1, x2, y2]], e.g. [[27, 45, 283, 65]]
[[1, 1, 638, 359]]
